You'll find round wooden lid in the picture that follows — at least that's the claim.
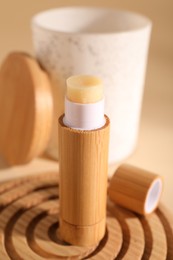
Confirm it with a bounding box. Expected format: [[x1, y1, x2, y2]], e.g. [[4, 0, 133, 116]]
[[0, 52, 53, 165]]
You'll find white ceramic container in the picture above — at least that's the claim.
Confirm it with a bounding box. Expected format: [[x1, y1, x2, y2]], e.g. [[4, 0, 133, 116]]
[[32, 7, 152, 166]]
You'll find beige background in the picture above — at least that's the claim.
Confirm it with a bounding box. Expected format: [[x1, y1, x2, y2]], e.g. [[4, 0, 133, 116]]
[[0, 1, 173, 211]]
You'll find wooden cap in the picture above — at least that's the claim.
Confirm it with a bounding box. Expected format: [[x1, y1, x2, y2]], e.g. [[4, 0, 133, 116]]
[[108, 164, 163, 215], [0, 52, 53, 165]]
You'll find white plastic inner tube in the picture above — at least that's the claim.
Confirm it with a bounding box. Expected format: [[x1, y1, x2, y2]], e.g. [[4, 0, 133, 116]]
[[144, 178, 163, 214], [63, 97, 105, 130]]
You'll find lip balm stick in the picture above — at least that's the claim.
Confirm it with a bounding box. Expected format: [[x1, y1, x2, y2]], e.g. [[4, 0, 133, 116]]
[[58, 75, 110, 246]]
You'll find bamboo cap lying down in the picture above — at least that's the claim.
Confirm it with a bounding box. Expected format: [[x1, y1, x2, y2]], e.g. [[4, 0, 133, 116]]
[[108, 164, 163, 215]]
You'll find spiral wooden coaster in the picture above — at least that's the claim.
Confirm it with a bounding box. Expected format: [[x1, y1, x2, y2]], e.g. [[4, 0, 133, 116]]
[[0, 172, 172, 259]]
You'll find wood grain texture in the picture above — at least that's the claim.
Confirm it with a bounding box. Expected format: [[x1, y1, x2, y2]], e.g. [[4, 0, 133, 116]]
[[108, 200, 145, 260], [0, 173, 172, 259], [0, 52, 53, 165], [58, 115, 110, 246], [140, 213, 167, 259], [108, 164, 163, 215], [157, 204, 173, 259]]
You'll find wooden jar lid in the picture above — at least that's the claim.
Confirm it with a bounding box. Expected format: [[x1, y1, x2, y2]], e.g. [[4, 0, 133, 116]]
[[0, 52, 53, 165]]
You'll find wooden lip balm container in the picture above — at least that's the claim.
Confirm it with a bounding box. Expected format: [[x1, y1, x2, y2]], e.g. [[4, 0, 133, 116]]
[[58, 75, 110, 246], [108, 164, 163, 215]]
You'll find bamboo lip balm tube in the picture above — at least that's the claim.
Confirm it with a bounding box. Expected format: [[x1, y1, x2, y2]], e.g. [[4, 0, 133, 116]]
[[58, 75, 110, 246], [108, 164, 163, 215]]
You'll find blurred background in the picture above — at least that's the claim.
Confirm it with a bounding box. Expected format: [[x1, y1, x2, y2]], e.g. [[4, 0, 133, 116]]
[[0, 0, 172, 210]]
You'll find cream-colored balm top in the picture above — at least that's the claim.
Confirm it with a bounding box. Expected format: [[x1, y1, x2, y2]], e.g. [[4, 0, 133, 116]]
[[64, 75, 105, 130], [66, 75, 104, 104]]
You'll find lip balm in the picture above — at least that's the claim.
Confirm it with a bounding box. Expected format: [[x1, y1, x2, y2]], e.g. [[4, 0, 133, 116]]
[[58, 75, 110, 246]]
